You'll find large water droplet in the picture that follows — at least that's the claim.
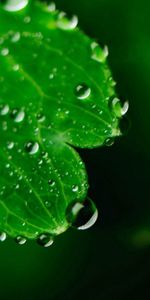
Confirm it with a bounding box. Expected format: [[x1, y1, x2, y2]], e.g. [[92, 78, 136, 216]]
[[57, 12, 78, 30], [11, 108, 25, 123], [111, 97, 129, 117], [25, 142, 39, 155], [37, 233, 54, 247], [0, 232, 7, 242], [15, 236, 27, 245], [66, 198, 98, 230], [75, 84, 91, 100], [91, 42, 108, 63], [3, 0, 29, 12]]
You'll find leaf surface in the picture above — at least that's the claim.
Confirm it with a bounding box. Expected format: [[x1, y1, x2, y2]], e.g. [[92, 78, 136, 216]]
[[0, 1, 121, 241]]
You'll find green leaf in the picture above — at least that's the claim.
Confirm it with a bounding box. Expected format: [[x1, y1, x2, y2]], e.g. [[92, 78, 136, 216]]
[[0, 0, 123, 243]]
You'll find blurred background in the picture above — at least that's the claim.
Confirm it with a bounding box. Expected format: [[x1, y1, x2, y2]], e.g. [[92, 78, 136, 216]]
[[0, 0, 150, 299]]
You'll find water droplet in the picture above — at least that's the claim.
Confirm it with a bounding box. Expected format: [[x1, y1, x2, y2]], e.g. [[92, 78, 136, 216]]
[[15, 184, 20, 190], [66, 198, 98, 230], [0, 104, 9, 116], [11, 109, 25, 123], [75, 84, 91, 100], [42, 151, 48, 159], [111, 97, 129, 117], [47, 2, 56, 12], [13, 64, 20, 71], [25, 142, 39, 155], [57, 12, 78, 30], [103, 45, 109, 58], [1, 48, 9, 56], [15, 236, 27, 245], [0, 232, 7, 242], [11, 32, 21, 43], [49, 73, 54, 80], [72, 185, 79, 192], [24, 16, 31, 24], [121, 101, 129, 116], [37, 234, 54, 247], [45, 201, 51, 208], [36, 113, 46, 123], [110, 97, 122, 117], [105, 137, 114, 147], [48, 179, 56, 187], [38, 159, 43, 165], [91, 42, 108, 63], [3, 0, 29, 12], [7, 141, 14, 149]]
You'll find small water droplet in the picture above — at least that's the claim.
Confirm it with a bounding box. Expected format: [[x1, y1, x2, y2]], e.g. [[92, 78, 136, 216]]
[[105, 137, 114, 147], [91, 42, 108, 63], [15, 236, 27, 245], [47, 2, 56, 12], [36, 113, 46, 123], [7, 141, 14, 149], [75, 84, 91, 100], [13, 64, 20, 71], [45, 201, 51, 208], [0, 232, 7, 242], [11, 32, 21, 43], [48, 179, 56, 187], [121, 101, 129, 116], [15, 184, 20, 190], [110, 97, 122, 117], [66, 198, 98, 230], [103, 45, 109, 58], [0, 104, 9, 116], [57, 12, 78, 30], [3, 0, 29, 12], [49, 73, 54, 80], [25, 142, 39, 155], [37, 233, 54, 247], [72, 185, 79, 192], [1, 48, 9, 56], [42, 151, 48, 159], [11, 109, 25, 123], [24, 16, 31, 24]]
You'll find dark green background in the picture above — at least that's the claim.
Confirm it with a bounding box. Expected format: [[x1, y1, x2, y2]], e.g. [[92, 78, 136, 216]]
[[0, 0, 150, 299]]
